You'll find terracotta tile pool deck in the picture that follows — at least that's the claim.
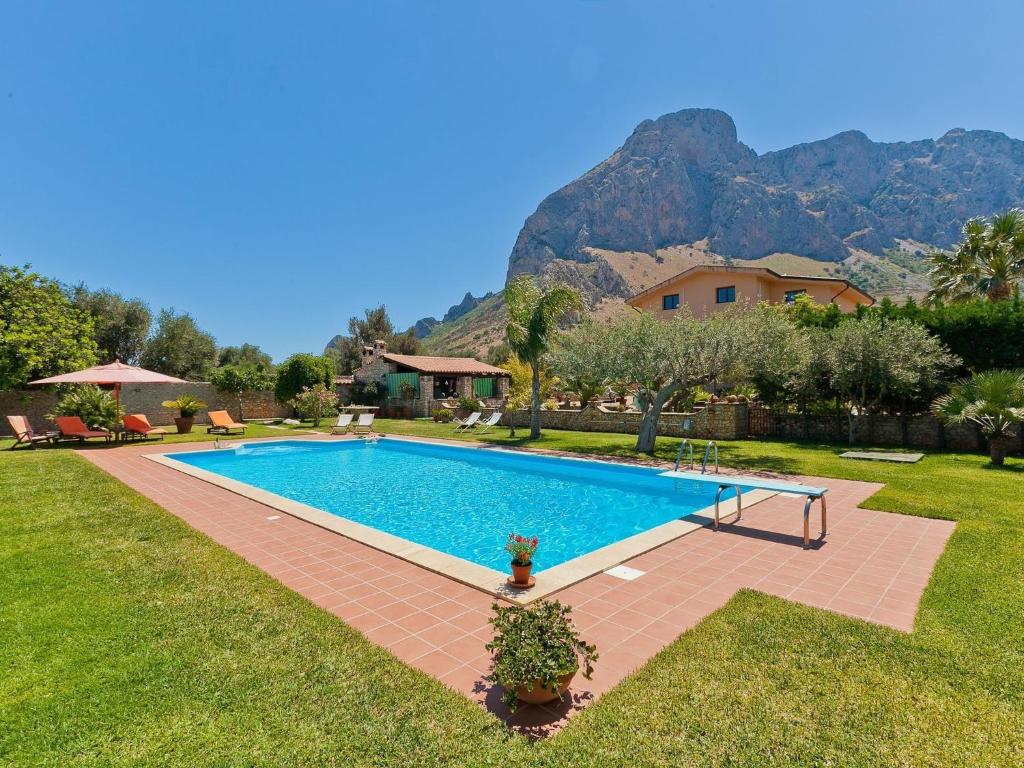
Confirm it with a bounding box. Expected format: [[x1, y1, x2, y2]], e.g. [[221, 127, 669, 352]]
[[81, 434, 955, 737]]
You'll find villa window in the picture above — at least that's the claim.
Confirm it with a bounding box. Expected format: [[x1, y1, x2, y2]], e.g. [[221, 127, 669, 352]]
[[662, 293, 680, 310], [716, 286, 736, 304], [784, 289, 806, 304]]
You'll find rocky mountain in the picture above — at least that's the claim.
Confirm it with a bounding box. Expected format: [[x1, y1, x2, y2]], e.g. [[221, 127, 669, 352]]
[[416, 108, 1024, 354]]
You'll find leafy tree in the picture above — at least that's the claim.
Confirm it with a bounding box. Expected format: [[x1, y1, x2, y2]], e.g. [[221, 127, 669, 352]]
[[928, 209, 1024, 302], [217, 343, 273, 371], [210, 365, 274, 421], [140, 309, 217, 380], [932, 370, 1024, 465], [743, 305, 814, 407], [555, 309, 750, 453], [865, 295, 1024, 375], [0, 265, 97, 389], [289, 383, 339, 427], [549, 320, 608, 403], [326, 306, 418, 375], [274, 353, 333, 403], [822, 316, 958, 444], [68, 285, 151, 364], [504, 275, 584, 439], [48, 384, 120, 430]]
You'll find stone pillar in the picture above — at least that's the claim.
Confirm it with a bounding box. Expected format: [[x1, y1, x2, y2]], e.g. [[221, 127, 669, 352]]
[[496, 376, 510, 399], [418, 375, 433, 417], [456, 376, 473, 399]]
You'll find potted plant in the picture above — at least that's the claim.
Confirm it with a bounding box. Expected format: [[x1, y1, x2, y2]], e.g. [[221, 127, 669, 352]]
[[161, 395, 207, 434], [485, 600, 598, 711], [505, 533, 538, 587], [432, 408, 453, 423]]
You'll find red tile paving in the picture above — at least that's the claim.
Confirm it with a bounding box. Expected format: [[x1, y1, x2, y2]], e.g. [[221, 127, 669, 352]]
[[81, 435, 955, 737]]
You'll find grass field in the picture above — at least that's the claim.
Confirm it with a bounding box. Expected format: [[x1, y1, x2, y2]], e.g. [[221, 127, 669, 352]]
[[1, 421, 1022, 766]]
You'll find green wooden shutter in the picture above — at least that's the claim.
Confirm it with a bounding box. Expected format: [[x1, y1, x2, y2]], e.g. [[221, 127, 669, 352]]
[[473, 377, 495, 398], [385, 372, 420, 397]]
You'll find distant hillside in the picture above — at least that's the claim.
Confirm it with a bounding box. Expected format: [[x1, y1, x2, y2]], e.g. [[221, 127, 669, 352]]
[[416, 107, 1024, 353]]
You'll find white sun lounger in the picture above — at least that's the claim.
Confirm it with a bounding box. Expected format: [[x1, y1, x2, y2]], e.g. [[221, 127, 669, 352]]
[[660, 470, 829, 548], [353, 413, 375, 434], [474, 411, 503, 433], [331, 413, 354, 434], [454, 412, 481, 431]]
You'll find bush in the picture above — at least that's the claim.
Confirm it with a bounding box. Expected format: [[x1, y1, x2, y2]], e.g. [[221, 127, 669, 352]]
[[289, 384, 339, 427], [457, 396, 481, 413], [485, 600, 597, 711], [49, 385, 121, 430], [432, 408, 453, 423], [274, 354, 333, 403]]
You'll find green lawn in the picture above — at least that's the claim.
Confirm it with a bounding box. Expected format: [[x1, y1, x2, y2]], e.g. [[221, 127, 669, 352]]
[[1, 421, 1022, 766]]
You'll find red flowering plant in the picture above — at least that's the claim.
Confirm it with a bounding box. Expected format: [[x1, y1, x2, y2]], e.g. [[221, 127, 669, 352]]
[[505, 533, 539, 566]]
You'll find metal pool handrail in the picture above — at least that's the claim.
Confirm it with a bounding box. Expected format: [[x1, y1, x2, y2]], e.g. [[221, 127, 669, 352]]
[[674, 439, 694, 471], [701, 441, 719, 474]]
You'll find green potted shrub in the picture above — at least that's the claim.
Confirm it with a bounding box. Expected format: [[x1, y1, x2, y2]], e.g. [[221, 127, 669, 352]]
[[485, 600, 597, 710], [432, 408, 453, 423], [161, 395, 207, 434]]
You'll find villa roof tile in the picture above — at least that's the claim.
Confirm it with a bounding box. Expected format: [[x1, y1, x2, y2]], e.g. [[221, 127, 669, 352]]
[[381, 354, 509, 376]]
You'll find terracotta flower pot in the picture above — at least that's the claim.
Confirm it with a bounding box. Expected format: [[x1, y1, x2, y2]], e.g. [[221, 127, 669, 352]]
[[515, 667, 578, 706], [511, 560, 533, 585], [174, 416, 194, 434]]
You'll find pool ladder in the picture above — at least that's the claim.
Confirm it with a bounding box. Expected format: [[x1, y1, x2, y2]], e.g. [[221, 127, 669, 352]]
[[674, 439, 693, 471], [674, 439, 719, 474], [701, 441, 719, 474]]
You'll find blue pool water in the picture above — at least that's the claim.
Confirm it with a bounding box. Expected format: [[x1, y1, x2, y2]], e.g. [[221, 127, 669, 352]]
[[166, 439, 731, 572]]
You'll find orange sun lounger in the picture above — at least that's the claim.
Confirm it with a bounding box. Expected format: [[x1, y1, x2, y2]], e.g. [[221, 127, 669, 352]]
[[54, 416, 112, 443], [123, 413, 167, 440], [206, 410, 247, 435], [6, 415, 56, 449]]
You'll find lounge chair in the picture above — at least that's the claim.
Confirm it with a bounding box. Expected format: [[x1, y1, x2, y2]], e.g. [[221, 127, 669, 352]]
[[353, 413, 375, 434], [6, 415, 56, 449], [206, 410, 247, 435], [453, 412, 481, 432], [331, 413, 354, 434], [474, 411, 503, 434], [122, 413, 167, 441], [54, 416, 112, 444]]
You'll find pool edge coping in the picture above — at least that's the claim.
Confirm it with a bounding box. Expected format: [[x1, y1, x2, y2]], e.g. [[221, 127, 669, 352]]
[[145, 435, 778, 604]]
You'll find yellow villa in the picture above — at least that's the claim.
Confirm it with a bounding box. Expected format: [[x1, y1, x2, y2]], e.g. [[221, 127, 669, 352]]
[[626, 264, 874, 318]]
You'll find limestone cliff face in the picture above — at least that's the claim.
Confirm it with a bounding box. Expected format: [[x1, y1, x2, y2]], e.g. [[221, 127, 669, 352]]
[[506, 109, 1024, 298]]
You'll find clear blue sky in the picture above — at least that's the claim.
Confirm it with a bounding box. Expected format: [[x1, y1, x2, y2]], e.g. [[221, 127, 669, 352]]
[[3, 1, 1023, 360]]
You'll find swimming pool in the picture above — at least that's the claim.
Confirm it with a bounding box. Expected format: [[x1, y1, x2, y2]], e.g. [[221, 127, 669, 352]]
[[162, 438, 737, 581]]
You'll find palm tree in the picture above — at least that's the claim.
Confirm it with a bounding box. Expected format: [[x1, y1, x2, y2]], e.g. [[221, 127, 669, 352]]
[[504, 275, 584, 440], [932, 370, 1024, 465], [928, 209, 1024, 302]]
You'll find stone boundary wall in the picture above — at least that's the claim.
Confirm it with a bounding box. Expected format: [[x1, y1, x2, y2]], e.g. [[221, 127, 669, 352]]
[[751, 408, 1023, 452], [502, 402, 1022, 453], [1, 384, 291, 433], [502, 403, 748, 440]]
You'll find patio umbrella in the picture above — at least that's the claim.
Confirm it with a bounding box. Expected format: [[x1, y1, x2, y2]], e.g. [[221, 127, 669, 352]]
[[29, 360, 188, 410]]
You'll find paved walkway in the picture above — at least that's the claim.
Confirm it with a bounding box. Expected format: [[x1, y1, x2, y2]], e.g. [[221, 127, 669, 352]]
[[82, 435, 954, 737]]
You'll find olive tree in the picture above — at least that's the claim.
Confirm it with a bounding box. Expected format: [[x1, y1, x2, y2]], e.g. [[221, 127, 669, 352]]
[[821, 316, 958, 444], [547, 320, 608, 404], [553, 309, 750, 454]]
